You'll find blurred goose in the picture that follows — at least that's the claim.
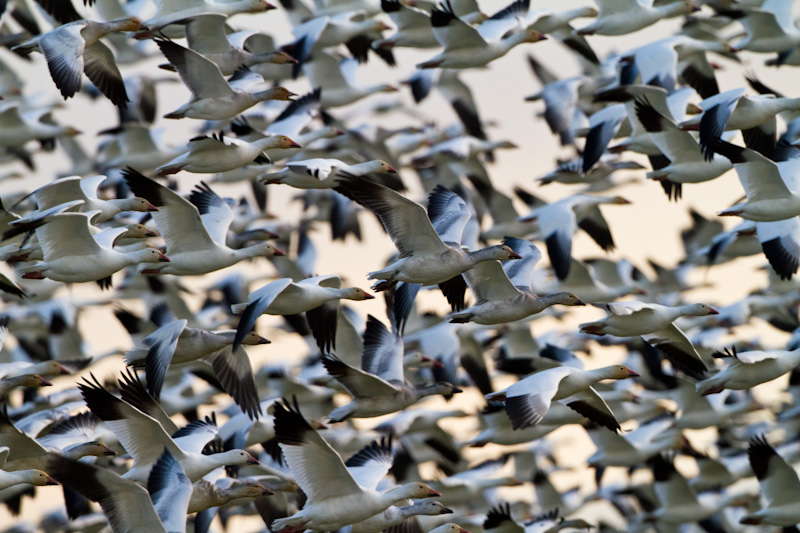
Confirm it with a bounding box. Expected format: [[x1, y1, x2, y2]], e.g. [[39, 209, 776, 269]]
[[260, 158, 397, 189], [0, 374, 51, 397], [352, 500, 453, 533], [12, 17, 146, 107], [19, 212, 171, 284], [145, 0, 276, 32], [576, 0, 697, 36], [156, 40, 296, 120], [740, 435, 800, 526], [270, 400, 442, 532], [519, 194, 631, 280], [155, 132, 301, 175], [79, 373, 259, 483], [321, 315, 462, 422], [170, 13, 296, 76], [334, 176, 521, 291], [485, 364, 640, 431], [303, 52, 398, 108], [696, 345, 800, 395], [231, 275, 374, 351], [375, 0, 438, 49], [581, 301, 715, 378], [48, 449, 191, 532], [124, 318, 267, 417], [417, 1, 547, 69], [448, 238, 585, 324], [123, 168, 284, 276]]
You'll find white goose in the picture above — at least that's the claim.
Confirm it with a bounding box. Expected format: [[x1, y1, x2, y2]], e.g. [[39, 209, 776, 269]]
[[124, 318, 268, 418], [447, 238, 585, 325], [334, 175, 521, 291], [696, 345, 800, 396], [231, 274, 374, 351], [270, 400, 442, 532], [47, 450, 192, 533], [485, 365, 640, 431], [352, 500, 453, 533], [122, 168, 284, 276], [740, 435, 800, 526], [12, 17, 146, 107], [322, 316, 462, 422], [303, 52, 398, 108], [156, 40, 296, 120], [155, 132, 301, 175], [259, 158, 397, 189], [576, 0, 697, 36], [19, 212, 171, 284], [579, 301, 717, 378], [79, 372, 260, 483], [417, 1, 547, 69]]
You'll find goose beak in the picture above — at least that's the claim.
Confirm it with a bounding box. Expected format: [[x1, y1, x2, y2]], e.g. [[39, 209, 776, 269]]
[[273, 247, 286, 256], [387, 165, 398, 173], [451, 386, 463, 394], [146, 202, 159, 212], [157, 251, 171, 262], [289, 140, 302, 148], [246, 455, 261, 465], [442, 507, 454, 514], [627, 368, 641, 377], [59, 365, 72, 375], [458, 527, 472, 533], [264, 178, 283, 185], [262, 487, 275, 495], [508, 250, 522, 259], [103, 445, 118, 456], [39, 378, 53, 386], [145, 228, 159, 237], [427, 488, 442, 497], [258, 336, 271, 344], [362, 292, 376, 299], [709, 308, 720, 315], [45, 476, 59, 485], [575, 299, 586, 306]]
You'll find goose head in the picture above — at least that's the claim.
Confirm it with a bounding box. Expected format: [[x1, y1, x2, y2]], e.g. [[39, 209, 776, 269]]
[[520, 27, 548, 44], [123, 197, 159, 213], [261, 87, 298, 101], [264, 51, 298, 64], [122, 223, 159, 239], [220, 449, 260, 466], [229, 480, 273, 498], [15, 374, 52, 388], [37, 360, 72, 376], [239, 331, 271, 345], [25, 470, 59, 486], [253, 242, 286, 258], [429, 524, 471, 533], [267, 135, 302, 149], [610, 196, 632, 205], [419, 501, 453, 515], [65, 441, 117, 459], [683, 303, 719, 317], [492, 245, 523, 261], [605, 365, 641, 380], [342, 288, 375, 301], [136, 248, 171, 263], [110, 17, 147, 33], [551, 292, 586, 306], [398, 482, 442, 499]]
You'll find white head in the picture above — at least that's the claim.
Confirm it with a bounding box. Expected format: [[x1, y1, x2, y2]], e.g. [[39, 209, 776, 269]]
[[343, 288, 375, 301], [685, 303, 719, 317], [136, 248, 171, 264]]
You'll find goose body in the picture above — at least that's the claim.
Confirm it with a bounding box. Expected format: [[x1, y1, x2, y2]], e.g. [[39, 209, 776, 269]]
[[485, 365, 639, 431], [696, 346, 800, 395], [123, 169, 284, 276], [156, 133, 300, 175], [260, 158, 397, 189], [576, 0, 696, 36], [740, 435, 800, 526], [20, 212, 171, 284], [334, 176, 521, 289], [157, 40, 296, 120], [448, 238, 585, 325]]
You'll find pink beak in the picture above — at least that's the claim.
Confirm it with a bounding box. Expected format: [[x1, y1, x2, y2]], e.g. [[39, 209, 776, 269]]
[[157, 251, 171, 262], [273, 247, 286, 257], [708, 308, 720, 315], [146, 202, 159, 212], [627, 368, 641, 377]]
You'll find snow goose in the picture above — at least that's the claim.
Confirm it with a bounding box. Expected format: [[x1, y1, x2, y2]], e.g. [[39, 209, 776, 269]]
[[352, 500, 453, 533], [47, 449, 192, 533], [634, 98, 731, 201], [0, 373, 51, 397], [729, 5, 800, 53], [270, 400, 442, 533], [416, 0, 547, 69], [576, 0, 698, 36], [23, 175, 157, 223], [0, 464, 57, 491], [122, 168, 284, 276], [124, 318, 267, 418], [0, 408, 116, 472], [144, 0, 275, 34], [334, 175, 521, 291], [321, 316, 462, 422], [79, 372, 259, 483], [0, 102, 81, 149], [12, 17, 146, 107], [645, 454, 746, 525], [484, 365, 639, 431], [519, 194, 630, 280], [448, 238, 585, 325], [170, 13, 296, 76], [231, 274, 374, 351], [374, 0, 438, 49], [156, 40, 296, 120], [19, 212, 171, 285], [155, 132, 301, 175], [260, 158, 397, 189], [695, 345, 800, 395], [580, 301, 716, 378], [303, 52, 398, 108], [710, 139, 800, 221], [739, 435, 800, 526]]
